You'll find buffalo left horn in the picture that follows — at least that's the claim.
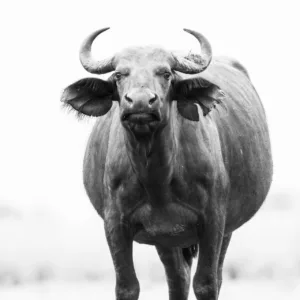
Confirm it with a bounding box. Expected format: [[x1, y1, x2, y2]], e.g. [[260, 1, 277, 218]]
[[79, 27, 115, 74], [173, 29, 212, 74]]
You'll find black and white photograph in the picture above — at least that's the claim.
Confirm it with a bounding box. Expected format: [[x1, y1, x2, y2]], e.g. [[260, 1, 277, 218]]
[[0, 0, 299, 299]]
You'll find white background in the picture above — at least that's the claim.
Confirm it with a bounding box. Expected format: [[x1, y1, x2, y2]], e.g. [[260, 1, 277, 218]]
[[0, 0, 299, 299]]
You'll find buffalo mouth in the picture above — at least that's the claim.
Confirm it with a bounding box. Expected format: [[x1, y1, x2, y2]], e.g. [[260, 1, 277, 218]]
[[121, 112, 160, 124], [121, 112, 161, 135]]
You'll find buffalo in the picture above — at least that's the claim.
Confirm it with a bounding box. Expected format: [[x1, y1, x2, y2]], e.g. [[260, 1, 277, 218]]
[[61, 28, 272, 300]]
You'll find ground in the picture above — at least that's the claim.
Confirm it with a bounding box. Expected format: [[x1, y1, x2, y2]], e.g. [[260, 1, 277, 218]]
[[0, 279, 297, 300]]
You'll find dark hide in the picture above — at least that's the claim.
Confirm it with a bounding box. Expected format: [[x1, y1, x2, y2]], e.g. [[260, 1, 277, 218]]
[[62, 55, 272, 300]]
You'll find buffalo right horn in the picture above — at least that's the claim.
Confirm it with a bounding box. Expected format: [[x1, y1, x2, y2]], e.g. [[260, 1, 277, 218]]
[[172, 29, 212, 74], [79, 27, 115, 75]]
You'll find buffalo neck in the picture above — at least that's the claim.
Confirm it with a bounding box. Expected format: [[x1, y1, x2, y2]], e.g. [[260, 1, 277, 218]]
[[124, 119, 177, 205]]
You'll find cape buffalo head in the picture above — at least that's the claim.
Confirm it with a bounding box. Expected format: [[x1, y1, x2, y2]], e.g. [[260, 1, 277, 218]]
[[61, 28, 214, 136]]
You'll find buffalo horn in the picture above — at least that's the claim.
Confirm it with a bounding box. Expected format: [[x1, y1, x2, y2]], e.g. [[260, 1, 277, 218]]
[[79, 27, 115, 74], [173, 29, 212, 74]]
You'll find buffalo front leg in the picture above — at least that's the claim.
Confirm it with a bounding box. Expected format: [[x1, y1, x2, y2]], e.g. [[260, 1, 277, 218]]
[[217, 233, 232, 293], [105, 215, 139, 300], [156, 246, 193, 300], [193, 217, 225, 300]]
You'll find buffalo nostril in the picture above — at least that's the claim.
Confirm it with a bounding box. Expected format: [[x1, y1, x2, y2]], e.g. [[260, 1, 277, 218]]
[[125, 94, 133, 103], [149, 94, 158, 105]]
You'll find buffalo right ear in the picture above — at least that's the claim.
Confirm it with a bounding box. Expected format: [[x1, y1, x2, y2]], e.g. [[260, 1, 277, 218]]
[[61, 78, 117, 117]]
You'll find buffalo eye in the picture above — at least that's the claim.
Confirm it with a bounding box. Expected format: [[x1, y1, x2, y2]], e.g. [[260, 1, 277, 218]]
[[114, 72, 122, 81], [163, 72, 172, 80]]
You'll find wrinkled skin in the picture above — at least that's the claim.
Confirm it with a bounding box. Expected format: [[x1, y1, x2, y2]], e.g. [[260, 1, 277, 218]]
[[62, 41, 272, 300]]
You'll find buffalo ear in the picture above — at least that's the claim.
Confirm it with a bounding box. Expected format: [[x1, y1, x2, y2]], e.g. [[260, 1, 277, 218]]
[[61, 78, 117, 117], [177, 101, 200, 121], [174, 77, 225, 120]]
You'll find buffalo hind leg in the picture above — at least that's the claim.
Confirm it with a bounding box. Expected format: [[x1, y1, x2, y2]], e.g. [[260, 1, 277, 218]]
[[156, 246, 194, 300], [193, 217, 225, 300], [105, 214, 139, 300], [217, 233, 232, 293]]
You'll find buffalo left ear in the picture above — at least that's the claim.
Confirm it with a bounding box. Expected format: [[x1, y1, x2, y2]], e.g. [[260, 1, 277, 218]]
[[177, 101, 200, 121], [174, 77, 225, 121], [61, 77, 117, 117]]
